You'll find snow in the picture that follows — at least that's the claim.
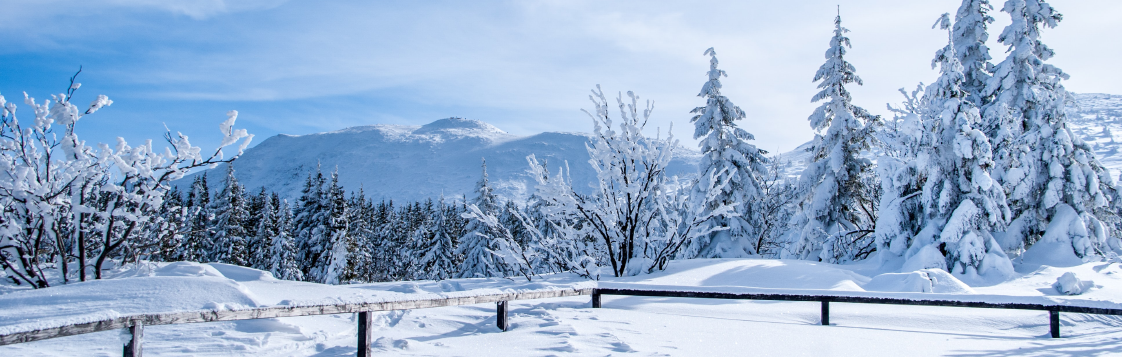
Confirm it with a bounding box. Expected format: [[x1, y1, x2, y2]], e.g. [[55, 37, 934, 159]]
[[4, 258, 1122, 356], [1053, 272, 1094, 296], [864, 269, 976, 294]]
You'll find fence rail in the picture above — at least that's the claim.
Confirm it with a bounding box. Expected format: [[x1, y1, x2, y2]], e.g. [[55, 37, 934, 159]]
[[593, 286, 1122, 339], [3, 284, 1121, 356], [0, 286, 594, 356]]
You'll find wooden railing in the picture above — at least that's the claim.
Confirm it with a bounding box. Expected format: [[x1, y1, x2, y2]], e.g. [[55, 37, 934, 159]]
[[3, 283, 1122, 356], [593, 283, 1122, 339], [0, 286, 595, 357]]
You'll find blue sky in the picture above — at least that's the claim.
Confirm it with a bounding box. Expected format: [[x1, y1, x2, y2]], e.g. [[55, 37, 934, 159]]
[[3, 0, 1120, 155]]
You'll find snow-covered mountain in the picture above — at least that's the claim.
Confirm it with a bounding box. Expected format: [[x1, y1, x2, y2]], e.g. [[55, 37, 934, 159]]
[[183, 117, 701, 203]]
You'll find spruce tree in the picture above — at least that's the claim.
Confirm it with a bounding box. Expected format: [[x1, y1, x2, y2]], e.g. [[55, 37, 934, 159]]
[[248, 189, 277, 270], [457, 159, 502, 278], [413, 196, 458, 280], [208, 164, 250, 266], [270, 199, 304, 281], [952, 0, 996, 107], [322, 170, 351, 284], [786, 12, 880, 263], [876, 15, 1013, 278], [293, 165, 329, 280], [983, 0, 1121, 259], [687, 47, 769, 258], [183, 175, 211, 262]]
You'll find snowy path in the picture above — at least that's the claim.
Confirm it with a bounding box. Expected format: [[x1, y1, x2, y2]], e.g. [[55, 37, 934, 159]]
[[3, 258, 1122, 356]]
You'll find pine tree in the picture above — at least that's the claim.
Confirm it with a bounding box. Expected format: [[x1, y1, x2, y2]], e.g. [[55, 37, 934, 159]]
[[207, 164, 251, 266], [372, 200, 405, 281], [686, 47, 769, 258], [322, 170, 351, 284], [156, 187, 189, 262], [270, 199, 304, 281], [182, 175, 211, 262], [983, 0, 1121, 259], [786, 12, 881, 263], [876, 15, 1013, 279], [412, 196, 458, 280], [474, 158, 500, 214], [293, 165, 329, 280], [248, 190, 278, 270], [953, 0, 996, 107], [457, 159, 503, 278]]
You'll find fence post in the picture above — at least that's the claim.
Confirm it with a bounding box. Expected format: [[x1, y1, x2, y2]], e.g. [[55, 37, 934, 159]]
[[592, 291, 601, 308], [821, 300, 830, 326], [496, 301, 509, 331], [122, 320, 142, 357], [358, 311, 372, 357], [1050, 310, 1060, 338]]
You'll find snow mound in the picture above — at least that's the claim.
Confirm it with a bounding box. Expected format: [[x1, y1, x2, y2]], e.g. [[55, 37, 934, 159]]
[[864, 269, 976, 294], [623, 259, 869, 291], [1021, 204, 1086, 268], [208, 263, 278, 282], [0, 276, 260, 334], [154, 261, 226, 278], [1052, 272, 1094, 295], [900, 244, 948, 272]]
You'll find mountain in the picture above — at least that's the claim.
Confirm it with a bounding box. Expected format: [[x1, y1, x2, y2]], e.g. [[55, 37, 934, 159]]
[[182, 117, 701, 203]]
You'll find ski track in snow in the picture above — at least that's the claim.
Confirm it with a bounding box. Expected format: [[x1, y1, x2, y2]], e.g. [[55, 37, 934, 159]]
[[4, 258, 1122, 356]]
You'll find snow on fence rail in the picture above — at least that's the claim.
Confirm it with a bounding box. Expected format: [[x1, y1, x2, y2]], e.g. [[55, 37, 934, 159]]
[[4, 282, 1122, 356], [0, 285, 596, 357]]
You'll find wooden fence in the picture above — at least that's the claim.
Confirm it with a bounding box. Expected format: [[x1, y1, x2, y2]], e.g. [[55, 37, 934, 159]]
[[3, 284, 1121, 356]]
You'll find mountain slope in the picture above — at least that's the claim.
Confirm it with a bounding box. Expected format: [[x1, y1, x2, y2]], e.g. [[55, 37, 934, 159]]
[[184, 118, 700, 203]]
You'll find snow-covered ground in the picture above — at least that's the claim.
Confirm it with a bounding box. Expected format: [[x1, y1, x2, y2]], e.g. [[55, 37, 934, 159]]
[[3, 258, 1121, 356]]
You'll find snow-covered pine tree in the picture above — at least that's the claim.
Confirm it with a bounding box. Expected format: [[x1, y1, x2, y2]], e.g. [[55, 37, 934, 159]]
[[412, 196, 458, 281], [785, 12, 881, 263], [686, 47, 770, 259], [321, 170, 351, 284], [155, 186, 189, 262], [346, 187, 377, 282], [983, 0, 1122, 259], [456, 159, 503, 278], [372, 200, 406, 281], [953, 0, 996, 107], [182, 175, 211, 262], [207, 164, 251, 266], [248, 189, 277, 270], [270, 199, 304, 281], [876, 14, 1014, 280], [293, 165, 329, 280]]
